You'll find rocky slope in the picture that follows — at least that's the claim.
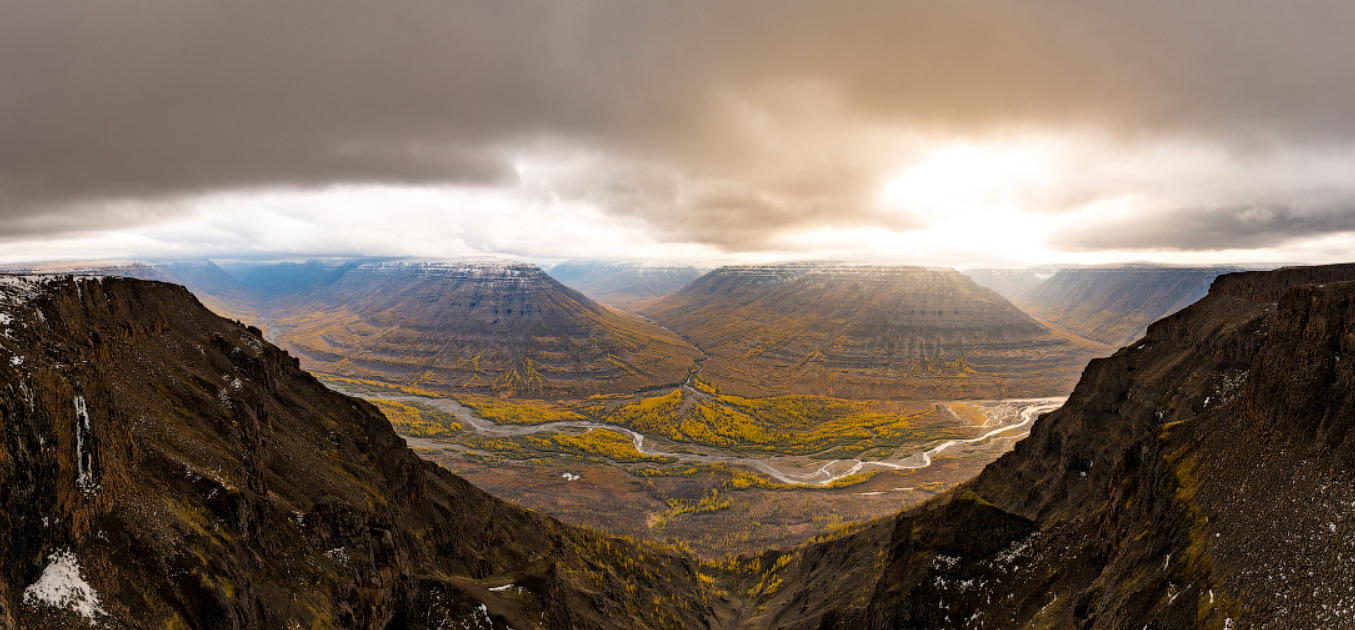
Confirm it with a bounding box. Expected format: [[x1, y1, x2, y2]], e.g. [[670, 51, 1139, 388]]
[[259, 259, 703, 398], [740, 263, 1355, 629], [547, 261, 705, 310], [637, 263, 1108, 400], [0, 260, 264, 324], [1014, 264, 1247, 346], [0, 274, 727, 629]]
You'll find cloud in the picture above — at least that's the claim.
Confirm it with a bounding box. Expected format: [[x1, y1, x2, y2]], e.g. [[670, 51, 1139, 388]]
[[1054, 205, 1355, 251], [5, 1, 1355, 257]]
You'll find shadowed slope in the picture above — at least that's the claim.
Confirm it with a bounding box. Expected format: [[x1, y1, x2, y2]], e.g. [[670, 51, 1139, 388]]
[[0, 275, 727, 629]]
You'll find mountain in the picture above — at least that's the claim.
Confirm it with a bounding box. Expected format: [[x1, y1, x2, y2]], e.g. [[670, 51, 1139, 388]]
[[547, 261, 706, 310], [261, 259, 703, 398], [0, 274, 726, 629], [222, 259, 365, 297], [962, 266, 1069, 300], [1013, 264, 1246, 346], [740, 263, 1355, 629], [636, 262, 1109, 400], [0, 259, 263, 324]]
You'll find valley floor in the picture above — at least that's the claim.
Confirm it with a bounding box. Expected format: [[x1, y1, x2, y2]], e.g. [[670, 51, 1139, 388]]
[[325, 379, 1060, 557]]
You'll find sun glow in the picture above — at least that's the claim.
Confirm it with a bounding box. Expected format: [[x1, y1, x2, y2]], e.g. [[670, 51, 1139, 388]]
[[877, 140, 1066, 214], [873, 139, 1067, 261]]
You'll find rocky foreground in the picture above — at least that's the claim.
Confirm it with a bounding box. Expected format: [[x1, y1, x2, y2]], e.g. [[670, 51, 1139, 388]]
[[0, 275, 725, 629]]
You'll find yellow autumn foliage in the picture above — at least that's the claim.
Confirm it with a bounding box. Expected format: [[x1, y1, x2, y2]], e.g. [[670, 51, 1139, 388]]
[[369, 399, 462, 437]]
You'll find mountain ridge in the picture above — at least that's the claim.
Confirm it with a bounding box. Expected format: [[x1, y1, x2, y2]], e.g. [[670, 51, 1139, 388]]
[[1013, 264, 1249, 346], [637, 262, 1110, 400], [0, 274, 727, 629], [241, 258, 705, 398]]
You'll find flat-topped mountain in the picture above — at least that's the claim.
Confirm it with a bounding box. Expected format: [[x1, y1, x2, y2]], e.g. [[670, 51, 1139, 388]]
[[637, 262, 1108, 399], [547, 260, 705, 310], [1014, 264, 1246, 346], [740, 263, 1355, 629], [0, 274, 725, 629], [261, 258, 703, 398]]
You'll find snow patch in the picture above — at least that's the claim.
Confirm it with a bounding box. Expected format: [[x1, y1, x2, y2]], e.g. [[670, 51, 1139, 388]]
[[22, 549, 105, 620], [73, 396, 98, 498], [10, 355, 23, 366]]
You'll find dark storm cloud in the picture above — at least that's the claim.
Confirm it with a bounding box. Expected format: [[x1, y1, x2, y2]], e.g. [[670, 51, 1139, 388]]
[[5, 0, 1355, 247], [1055, 206, 1355, 251]]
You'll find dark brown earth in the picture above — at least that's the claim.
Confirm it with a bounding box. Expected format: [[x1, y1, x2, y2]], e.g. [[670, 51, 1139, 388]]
[[0, 275, 727, 629]]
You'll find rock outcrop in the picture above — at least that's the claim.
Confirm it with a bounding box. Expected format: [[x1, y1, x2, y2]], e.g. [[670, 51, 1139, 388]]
[[0, 275, 726, 629]]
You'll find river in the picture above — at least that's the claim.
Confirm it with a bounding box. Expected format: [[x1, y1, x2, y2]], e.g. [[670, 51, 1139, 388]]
[[328, 383, 1064, 486]]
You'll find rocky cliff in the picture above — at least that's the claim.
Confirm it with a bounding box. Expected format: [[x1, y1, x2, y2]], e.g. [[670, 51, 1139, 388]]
[[742, 263, 1355, 629], [0, 275, 726, 629], [637, 263, 1108, 400]]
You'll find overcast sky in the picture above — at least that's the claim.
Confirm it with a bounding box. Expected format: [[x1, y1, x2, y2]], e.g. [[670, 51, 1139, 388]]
[[3, 1, 1354, 268]]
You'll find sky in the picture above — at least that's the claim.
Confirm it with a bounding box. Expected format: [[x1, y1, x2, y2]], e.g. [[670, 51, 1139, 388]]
[[3, 1, 1355, 269]]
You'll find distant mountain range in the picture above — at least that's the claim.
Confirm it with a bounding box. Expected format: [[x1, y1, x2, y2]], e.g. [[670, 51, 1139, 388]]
[[637, 262, 1109, 399], [250, 258, 704, 398], [1013, 264, 1248, 346], [547, 260, 706, 310], [962, 265, 1070, 299]]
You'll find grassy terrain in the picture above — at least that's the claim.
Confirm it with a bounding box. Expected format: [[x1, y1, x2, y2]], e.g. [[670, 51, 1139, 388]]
[[458, 394, 588, 425], [368, 399, 463, 437], [579, 381, 963, 455], [461, 428, 673, 465]]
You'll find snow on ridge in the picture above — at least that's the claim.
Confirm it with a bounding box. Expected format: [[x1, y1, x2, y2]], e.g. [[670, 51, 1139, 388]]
[[0, 274, 98, 315], [707, 262, 961, 285], [351, 258, 542, 278], [22, 549, 105, 620]]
